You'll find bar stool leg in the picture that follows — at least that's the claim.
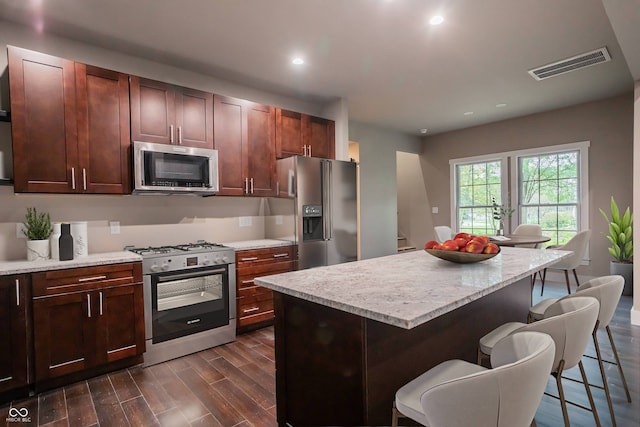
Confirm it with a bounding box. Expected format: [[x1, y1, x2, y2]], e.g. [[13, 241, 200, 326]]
[[593, 328, 617, 426], [540, 269, 547, 296], [564, 270, 571, 294], [578, 360, 601, 427], [607, 325, 632, 402]]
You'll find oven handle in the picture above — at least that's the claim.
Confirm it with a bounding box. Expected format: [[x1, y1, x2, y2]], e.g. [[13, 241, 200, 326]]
[[156, 268, 227, 282]]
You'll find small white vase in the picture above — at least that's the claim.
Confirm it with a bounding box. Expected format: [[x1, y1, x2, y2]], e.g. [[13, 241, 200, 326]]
[[27, 239, 50, 261]]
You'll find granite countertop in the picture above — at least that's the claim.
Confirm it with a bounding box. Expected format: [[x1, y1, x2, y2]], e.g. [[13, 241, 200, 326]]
[[0, 251, 142, 275], [223, 239, 294, 250], [255, 247, 571, 330]]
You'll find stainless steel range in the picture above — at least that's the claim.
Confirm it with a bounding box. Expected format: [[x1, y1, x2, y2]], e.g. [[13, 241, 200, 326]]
[[127, 241, 236, 366]]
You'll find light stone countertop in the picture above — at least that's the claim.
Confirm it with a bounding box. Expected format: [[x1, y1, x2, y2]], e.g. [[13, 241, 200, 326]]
[[223, 239, 294, 250], [254, 247, 571, 330], [0, 251, 142, 275]]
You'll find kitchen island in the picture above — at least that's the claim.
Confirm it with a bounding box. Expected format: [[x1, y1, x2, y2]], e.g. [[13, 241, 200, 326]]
[[255, 246, 570, 426]]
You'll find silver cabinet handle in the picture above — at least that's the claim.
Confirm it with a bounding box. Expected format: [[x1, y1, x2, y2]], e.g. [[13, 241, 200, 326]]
[[303, 144, 307, 156], [240, 257, 258, 261], [242, 307, 260, 314], [245, 177, 249, 194], [273, 253, 289, 258], [250, 178, 254, 194], [15, 278, 20, 307], [87, 294, 91, 318], [99, 291, 103, 316], [78, 275, 107, 283], [82, 168, 87, 191], [308, 145, 312, 157], [178, 126, 182, 145], [71, 167, 76, 190], [241, 279, 254, 284], [170, 124, 175, 143]]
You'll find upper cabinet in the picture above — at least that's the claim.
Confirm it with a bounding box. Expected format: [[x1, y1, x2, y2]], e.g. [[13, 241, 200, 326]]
[[8, 46, 131, 194], [214, 95, 276, 196], [276, 108, 335, 160], [130, 76, 213, 149]]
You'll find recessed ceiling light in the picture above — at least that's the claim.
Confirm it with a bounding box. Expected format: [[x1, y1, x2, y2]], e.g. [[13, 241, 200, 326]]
[[292, 58, 304, 65], [463, 111, 474, 116], [496, 103, 507, 108], [429, 15, 444, 25], [419, 128, 428, 134]]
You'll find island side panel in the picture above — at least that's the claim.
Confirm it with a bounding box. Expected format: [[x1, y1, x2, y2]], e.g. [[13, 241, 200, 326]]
[[364, 276, 531, 425], [274, 292, 367, 426]]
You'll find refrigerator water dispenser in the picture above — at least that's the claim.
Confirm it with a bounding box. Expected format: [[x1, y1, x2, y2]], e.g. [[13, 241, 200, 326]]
[[302, 205, 323, 241]]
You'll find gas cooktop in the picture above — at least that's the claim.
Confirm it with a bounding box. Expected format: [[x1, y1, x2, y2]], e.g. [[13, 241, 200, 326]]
[[126, 241, 230, 257]]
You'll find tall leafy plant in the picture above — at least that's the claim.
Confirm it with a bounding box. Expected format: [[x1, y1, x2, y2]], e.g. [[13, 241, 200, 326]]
[[600, 197, 633, 263]]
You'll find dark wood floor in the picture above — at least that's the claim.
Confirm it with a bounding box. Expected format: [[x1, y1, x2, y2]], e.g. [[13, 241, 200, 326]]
[[1, 279, 638, 427]]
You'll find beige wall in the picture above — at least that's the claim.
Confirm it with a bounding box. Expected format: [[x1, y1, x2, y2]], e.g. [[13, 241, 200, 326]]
[[633, 81, 640, 325], [422, 93, 634, 279], [396, 152, 432, 249]]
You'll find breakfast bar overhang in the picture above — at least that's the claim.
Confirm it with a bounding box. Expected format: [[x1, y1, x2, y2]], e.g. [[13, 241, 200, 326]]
[[255, 247, 571, 426]]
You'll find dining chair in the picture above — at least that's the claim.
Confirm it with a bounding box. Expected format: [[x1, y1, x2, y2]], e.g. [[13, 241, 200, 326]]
[[392, 331, 555, 427], [539, 230, 591, 295], [477, 296, 601, 427], [528, 275, 631, 427], [433, 226, 453, 243], [512, 224, 544, 248]]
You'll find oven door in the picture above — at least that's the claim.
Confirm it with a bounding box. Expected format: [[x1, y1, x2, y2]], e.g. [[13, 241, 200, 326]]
[[150, 265, 230, 343]]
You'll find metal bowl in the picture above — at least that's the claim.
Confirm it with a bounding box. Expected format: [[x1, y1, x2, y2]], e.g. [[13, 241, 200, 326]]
[[424, 248, 500, 263]]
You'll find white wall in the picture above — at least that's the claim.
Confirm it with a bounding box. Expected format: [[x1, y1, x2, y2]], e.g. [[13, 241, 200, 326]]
[[633, 80, 640, 326], [396, 152, 432, 249], [349, 121, 421, 259]]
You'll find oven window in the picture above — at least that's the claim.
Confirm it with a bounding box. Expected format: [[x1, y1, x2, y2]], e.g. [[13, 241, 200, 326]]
[[157, 274, 222, 311]]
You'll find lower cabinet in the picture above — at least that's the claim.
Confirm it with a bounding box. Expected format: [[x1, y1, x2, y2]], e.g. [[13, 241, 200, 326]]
[[0, 275, 31, 397], [32, 262, 144, 382], [236, 246, 294, 331]]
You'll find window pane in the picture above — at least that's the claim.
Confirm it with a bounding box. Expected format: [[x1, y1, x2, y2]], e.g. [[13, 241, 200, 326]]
[[558, 178, 577, 203], [539, 180, 558, 204], [558, 152, 577, 178], [459, 185, 473, 207], [472, 164, 487, 185], [487, 162, 501, 184], [521, 180, 539, 205], [558, 205, 577, 231], [455, 161, 502, 234], [458, 164, 473, 186]]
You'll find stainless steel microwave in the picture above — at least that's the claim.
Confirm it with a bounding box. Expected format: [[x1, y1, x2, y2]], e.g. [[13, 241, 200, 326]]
[[133, 141, 219, 195]]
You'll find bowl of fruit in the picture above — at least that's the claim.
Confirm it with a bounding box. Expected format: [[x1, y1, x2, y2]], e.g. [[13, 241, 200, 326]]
[[424, 233, 500, 263]]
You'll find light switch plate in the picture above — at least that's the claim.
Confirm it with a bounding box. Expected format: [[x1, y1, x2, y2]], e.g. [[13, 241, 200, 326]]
[[110, 221, 121, 235], [239, 216, 252, 227], [432, 207, 439, 214], [275, 215, 283, 225]]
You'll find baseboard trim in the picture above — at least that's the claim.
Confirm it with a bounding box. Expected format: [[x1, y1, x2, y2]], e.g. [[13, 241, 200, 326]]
[[631, 307, 640, 326]]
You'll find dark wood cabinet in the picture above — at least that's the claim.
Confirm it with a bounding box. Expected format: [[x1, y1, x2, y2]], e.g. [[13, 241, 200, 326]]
[[0, 275, 31, 397], [214, 95, 276, 196], [8, 46, 131, 194], [236, 246, 293, 331], [32, 263, 144, 382], [276, 108, 335, 159], [130, 76, 213, 149]]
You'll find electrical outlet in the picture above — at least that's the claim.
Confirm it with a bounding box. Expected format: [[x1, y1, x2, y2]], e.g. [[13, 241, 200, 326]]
[[432, 207, 439, 214], [275, 215, 283, 225], [239, 216, 252, 227], [110, 221, 121, 235], [16, 222, 27, 239]]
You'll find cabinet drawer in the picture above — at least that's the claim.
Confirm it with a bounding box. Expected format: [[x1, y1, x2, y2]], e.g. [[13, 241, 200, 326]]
[[237, 264, 292, 289], [236, 246, 293, 267], [238, 298, 274, 319], [238, 285, 273, 302], [32, 262, 142, 297]]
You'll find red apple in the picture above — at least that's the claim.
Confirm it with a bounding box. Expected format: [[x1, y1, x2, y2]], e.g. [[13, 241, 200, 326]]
[[454, 237, 469, 248], [454, 232, 471, 240], [464, 240, 484, 254], [471, 235, 491, 245], [424, 240, 439, 250], [441, 240, 460, 251], [483, 243, 499, 254]]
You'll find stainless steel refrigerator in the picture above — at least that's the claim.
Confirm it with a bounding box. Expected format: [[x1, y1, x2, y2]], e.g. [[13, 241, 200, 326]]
[[277, 156, 358, 270]]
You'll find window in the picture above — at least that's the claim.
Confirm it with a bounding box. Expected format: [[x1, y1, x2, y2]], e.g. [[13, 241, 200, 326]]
[[450, 141, 589, 251], [518, 151, 580, 246], [454, 160, 504, 235]]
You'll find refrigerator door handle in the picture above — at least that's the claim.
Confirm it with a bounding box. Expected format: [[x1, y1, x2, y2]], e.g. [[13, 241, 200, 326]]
[[322, 160, 333, 241]]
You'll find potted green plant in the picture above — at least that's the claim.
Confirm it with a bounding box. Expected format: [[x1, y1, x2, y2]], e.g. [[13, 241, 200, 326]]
[[23, 207, 53, 261], [492, 196, 515, 235], [600, 196, 633, 295]]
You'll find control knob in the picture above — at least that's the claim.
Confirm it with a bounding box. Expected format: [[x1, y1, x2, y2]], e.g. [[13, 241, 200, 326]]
[[202, 258, 211, 265], [215, 257, 222, 265], [222, 256, 229, 263], [149, 264, 160, 273], [161, 263, 170, 271]]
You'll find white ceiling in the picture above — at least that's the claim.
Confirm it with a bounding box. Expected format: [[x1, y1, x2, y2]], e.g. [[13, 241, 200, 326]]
[[0, 0, 638, 136]]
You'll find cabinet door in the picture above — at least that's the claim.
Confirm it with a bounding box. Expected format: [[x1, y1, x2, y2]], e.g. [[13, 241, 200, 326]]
[[214, 95, 248, 196], [175, 87, 214, 149], [130, 76, 175, 145], [0, 275, 31, 393], [33, 292, 94, 381], [8, 46, 78, 193], [304, 115, 335, 159], [76, 64, 131, 194], [246, 102, 276, 196], [276, 109, 304, 158], [96, 285, 145, 364]]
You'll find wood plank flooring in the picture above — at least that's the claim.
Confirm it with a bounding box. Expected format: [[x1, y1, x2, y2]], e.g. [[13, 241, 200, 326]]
[[1, 279, 638, 426]]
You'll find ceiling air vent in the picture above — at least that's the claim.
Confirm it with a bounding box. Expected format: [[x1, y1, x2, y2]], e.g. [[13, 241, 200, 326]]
[[528, 47, 611, 81]]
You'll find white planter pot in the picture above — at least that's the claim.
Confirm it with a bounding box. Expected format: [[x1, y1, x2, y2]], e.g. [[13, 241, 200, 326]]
[[27, 239, 50, 261]]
